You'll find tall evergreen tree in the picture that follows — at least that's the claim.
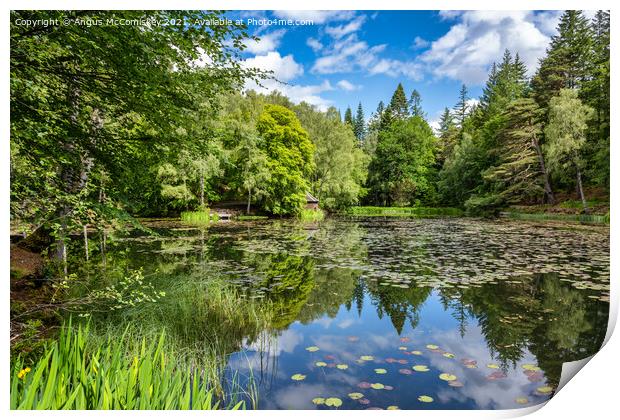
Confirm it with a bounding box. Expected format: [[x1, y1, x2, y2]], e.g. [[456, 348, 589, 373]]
[[454, 84, 469, 128], [382, 83, 409, 127], [353, 102, 366, 143], [436, 107, 458, 165], [344, 106, 354, 126], [408, 89, 426, 118], [531, 11, 594, 108]]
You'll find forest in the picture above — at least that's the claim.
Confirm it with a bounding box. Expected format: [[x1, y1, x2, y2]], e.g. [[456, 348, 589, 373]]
[[9, 10, 610, 410]]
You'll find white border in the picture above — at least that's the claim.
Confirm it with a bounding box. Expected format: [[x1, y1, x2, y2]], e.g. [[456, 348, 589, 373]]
[[2, 1, 618, 419]]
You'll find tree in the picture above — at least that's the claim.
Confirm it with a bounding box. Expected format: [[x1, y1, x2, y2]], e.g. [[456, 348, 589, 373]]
[[367, 116, 436, 206], [353, 102, 366, 144], [408, 89, 426, 118], [381, 83, 409, 127], [438, 133, 485, 207], [436, 108, 458, 165], [544, 89, 594, 212], [235, 132, 271, 214], [296, 104, 368, 210], [256, 104, 315, 215], [344, 106, 354, 126], [531, 11, 594, 108]]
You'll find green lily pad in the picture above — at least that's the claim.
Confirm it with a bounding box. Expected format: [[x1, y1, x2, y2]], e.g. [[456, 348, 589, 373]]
[[374, 368, 387, 374], [411, 350, 423, 355], [325, 397, 342, 407], [522, 364, 541, 372], [371, 383, 385, 389], [312, 397, 325, 405], [487, 364, 500, 369], [515, 397, 529, 404], [398, 346, 407, 350], [439, 373, 457, 381], [536, 386, 554, 395], [348, 392, 364, 400], [315, 361, 327, 367], [336, 364, 348, 370], [413, 365, 429, 372], [442, 352, 455, 358], [418, 395, 433, 403], [426, 344, 439, 350], [360, 355, 374, 361], [387, 406, 399, 410], [306, 346, 320, 352], [291, 373, 306, 381]]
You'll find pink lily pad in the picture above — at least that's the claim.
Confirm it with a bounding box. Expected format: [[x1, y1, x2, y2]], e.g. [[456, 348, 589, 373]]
[[358, 398, 370, 405], [403, 351, 412, 355], [486, 371, 507, 380], [325, 355, 337, 360], [398, 369, 413, 375], [384, 385, 394, 390], [357, 381, 372, 389], [448, 380, 464, 387], [385, 358, 397, 363], [397, 359, 408, 365], [525, 371, 544, 382], [327, 363, 336, 368], [400, 337, 411, 343], [461, 358, 477, 365]]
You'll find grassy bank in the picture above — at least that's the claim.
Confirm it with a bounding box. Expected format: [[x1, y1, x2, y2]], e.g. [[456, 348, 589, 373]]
[[501, 211, 610, 225], [180, 210, 219, 224], [344, 206, 463, 217], [10, 322, 246, 410], [298, 208, 325, 222]]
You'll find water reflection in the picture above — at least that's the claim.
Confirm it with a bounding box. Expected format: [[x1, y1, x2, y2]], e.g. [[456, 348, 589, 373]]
[[80, 217, 608, 410]]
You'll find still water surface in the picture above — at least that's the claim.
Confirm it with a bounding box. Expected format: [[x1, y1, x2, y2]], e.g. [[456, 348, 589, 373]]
[[84, 217, 610, 410]]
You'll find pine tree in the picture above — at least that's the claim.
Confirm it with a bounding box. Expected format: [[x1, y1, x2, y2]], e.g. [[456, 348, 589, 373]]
[[382, 83, 409, 127], [484, 98, 554, 204], [436, 107, 458, 165], [531, 11, 594, 108], [454, 84, 469, 129], [344, 106, 353, 126], [408, 89, 425, 118], [353, 102, 366, 144]]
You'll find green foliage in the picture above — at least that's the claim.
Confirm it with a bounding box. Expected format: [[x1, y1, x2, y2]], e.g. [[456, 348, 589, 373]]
[[256, 104, 315, 215], [298, 209, 326, 222], [180, 210, 219, 224], [438, 133, 485, 207], [367, 116, 436, 206], [345, 206, 463, 217], [353, 102, 366, 143], [10, 323, 245, 410]]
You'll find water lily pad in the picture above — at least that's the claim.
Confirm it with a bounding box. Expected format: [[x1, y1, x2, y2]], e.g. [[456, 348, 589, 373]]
[[325, 355, 336, 360], [357, 381, 372, 389], [360, 355, 374, 361], [413, 365, 430, 372], [387, 406, 399, 410], [370, 383, 385, 389], [439, 373, 457, 381], [358, 398, 370, 405], [487, 363, 500, 369], [306, 346, 320, 352], [312, 397, 325, 405], [315, 361, 327, 367], [464, 364, 477, 369], [411, 350, 423, 355], [400, 337, 411, 343], [525, 371, 545, 382], [397, 359, 408, 364], [461, 358, 477, 365], [348, 392, 364, 400], [385, 357, 397, 363], [536, 386, 554, 395], [418, 395, 434, 403], [442, 352, 455, 359], [325, 397, 342, 407], [486, 371, 507, 380], [398, 346, 407, 350], [426, 344, 439, 350], [448, 380, 464, 387], [374, 368, 387, 374], [336, 364, 348, 370], [515, 397, 529, 404], [522, 364, 541, 372], [398, 368, 413, 375], [291, 374, 306, 381], [384, 385, 394, 390], [327, 363, 336, 368]]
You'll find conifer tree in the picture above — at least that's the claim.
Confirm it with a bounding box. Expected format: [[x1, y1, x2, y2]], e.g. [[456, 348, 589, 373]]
[[382, 83, 409, 127], [353, 102, 366, 143], [409, 89, 426, 118], [344, 106, 354, 126]]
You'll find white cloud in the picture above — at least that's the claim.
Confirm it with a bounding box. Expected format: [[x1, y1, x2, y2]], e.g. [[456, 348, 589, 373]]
[[306, 37, 323, 52], [272, 10, 355, 24], [243, 29, 286, 55], [336, 79, 360, 91], [421, 11, 557, 85], [412, 36, 430, 49], [243, 51, 303, 82], [325, 15, 366, 39]]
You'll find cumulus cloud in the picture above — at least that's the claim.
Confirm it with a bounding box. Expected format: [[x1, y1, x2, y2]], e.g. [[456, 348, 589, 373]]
[[243, 51, 303, 82], [412, 36, 430, 49], [420, 11, 557, 85], [243, 29, 286, 55], [272, 10, 355, 24], [306, 37, 323, 52], [336, 79, 360, 91]]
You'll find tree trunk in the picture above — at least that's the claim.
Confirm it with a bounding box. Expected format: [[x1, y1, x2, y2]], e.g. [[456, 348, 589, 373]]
[[247, 188, 252, 214], [83, 224, 89, 261], [200, 173, 205, 208], [532, 137, 555, 205], [576, 167, 589, 213]]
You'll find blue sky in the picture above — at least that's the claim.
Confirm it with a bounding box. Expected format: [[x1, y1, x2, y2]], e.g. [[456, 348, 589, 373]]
[[223, 10, 573, 128]]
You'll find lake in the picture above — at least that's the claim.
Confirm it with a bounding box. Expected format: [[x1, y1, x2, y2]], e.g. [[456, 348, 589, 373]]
[[78, 217, 609, 410]]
